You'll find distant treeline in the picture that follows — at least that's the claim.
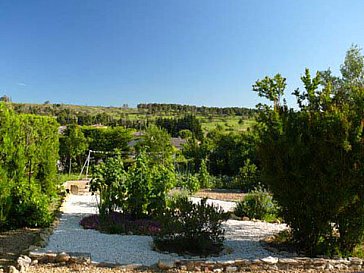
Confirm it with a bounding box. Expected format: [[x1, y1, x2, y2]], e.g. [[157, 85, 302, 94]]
[[10, 102, 256, 127], [137, 103, 257, 117], [156, 114, 204, 140]]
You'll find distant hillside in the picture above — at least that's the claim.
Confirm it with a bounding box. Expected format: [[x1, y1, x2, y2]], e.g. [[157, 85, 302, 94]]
[[10, 102, 257, 132]]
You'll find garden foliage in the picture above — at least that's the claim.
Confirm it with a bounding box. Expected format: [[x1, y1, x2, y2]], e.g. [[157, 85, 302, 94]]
[[90, 129, 176, 219], [254, 46, 364, 256], [154, 197, 229, 256], [0, 103, 59, 230], [234, 189, 279, 222]]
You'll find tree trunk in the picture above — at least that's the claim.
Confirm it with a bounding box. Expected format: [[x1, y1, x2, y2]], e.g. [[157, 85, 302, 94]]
[[69, 157, 72, 175]]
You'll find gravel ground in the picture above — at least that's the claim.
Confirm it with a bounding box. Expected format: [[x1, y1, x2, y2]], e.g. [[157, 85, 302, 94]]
[[190, 196, 237, 212], [42, 195, 287, 266]]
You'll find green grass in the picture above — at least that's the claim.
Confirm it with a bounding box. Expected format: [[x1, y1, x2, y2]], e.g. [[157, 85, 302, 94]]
[[13, 102, 257, 134], [200, 116, 256, 133], [57, 173, 80, 183]]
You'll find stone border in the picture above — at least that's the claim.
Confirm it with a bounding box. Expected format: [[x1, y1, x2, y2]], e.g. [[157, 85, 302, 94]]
[[166, 256, 363, 271], [6, 251, 362, 273]]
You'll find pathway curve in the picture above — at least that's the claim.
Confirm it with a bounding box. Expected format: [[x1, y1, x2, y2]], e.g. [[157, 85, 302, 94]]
[[43, 195, 287, 266]]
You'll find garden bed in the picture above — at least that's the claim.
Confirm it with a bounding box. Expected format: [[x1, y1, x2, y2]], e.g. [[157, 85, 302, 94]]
[[0, 228, 41, 266]]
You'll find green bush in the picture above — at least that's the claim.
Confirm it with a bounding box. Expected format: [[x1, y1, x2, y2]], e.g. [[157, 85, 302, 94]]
[[90, 153, 128, 215], [234, 189, 279, 222], [166, 188, 190, 208], [90, 150, 176, 219], [176, 173, 200, 193], [153, 197, 229, 256], [10, 184, 52, 227], [0, 103, 59, 230], [198, 159, 212, 188], [253, 46, 364, 256], [236, 159, 261, 192]]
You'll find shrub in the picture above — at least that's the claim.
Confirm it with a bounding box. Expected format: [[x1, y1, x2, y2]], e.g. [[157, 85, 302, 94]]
[[90, 149, 176, 220], [234, 189, 279, 222], [176, 173, 200, 193], [198, 159, 212, 188], [0, 103, 59, 229], [237, 159, 261, 192], [153, 197, 229, 256], [166, 188, 190, 208], [253, 46, 364, 256], [90, 153, 128, 216], [10, 183, 52, 228]]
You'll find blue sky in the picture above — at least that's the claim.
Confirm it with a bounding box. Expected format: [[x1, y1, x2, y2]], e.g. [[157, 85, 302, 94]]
[[1, 1, 364, 108]]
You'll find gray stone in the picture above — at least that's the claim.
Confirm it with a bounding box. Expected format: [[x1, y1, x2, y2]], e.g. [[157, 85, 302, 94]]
[[157, 259, 175, 270], [225, 266, 238, 272], [266, 265, 279, 270], [334, 264, 348, 270], [56, 252, 70, 263], [219, 260, 235, 266], [8, 266, 20, 273], [349, 257, 363, 265], [324, 263, 334, 271], [278, 258, 299, 264], [213, 269, 222, 273], [261, 256, 278, 264], [17, 255, 32, 272], [349, 264, 362, 270], [29, 251, 45, 259]]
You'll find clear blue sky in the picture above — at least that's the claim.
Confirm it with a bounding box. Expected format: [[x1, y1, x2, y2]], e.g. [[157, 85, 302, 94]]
[[1, 1, 364, 108]]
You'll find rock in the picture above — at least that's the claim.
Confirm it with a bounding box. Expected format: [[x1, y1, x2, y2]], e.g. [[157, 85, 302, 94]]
[[242, 216, 250, 221], [219, 260, 235, 266], [56, 252, 70, 263], [29, 251, 45, 259], [349, 257, 363, 265], [278, 258, 298, 265], [68, 252, 91, 264], [266, 265, 279, 270], [17, 255, 32, 272], [157, 259, 175, 270], [261, 256, 278, 264], [213, 269, 222, 273], [8, 266, 20, 273], [43, 253, 57, 263], [225, 266, 238, 272], [234, 259, 251, 266], [349, 264, 362, 270], [334, 264, 348, 270], [325, 263, 334, 270]]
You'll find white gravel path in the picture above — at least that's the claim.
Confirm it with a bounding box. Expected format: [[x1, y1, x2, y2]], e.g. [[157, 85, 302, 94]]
[[44, 195, 287, 266]]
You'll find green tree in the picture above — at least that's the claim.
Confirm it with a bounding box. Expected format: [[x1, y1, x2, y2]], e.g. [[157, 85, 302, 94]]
[[252, 73, 286, 110], [137, 125, 174, 165], [90, 154, 128, 215], [60, 124, 88, 174], [340, 44, 364, 85], [253, 47, 364, 256], [198, 159, 210, 188]]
